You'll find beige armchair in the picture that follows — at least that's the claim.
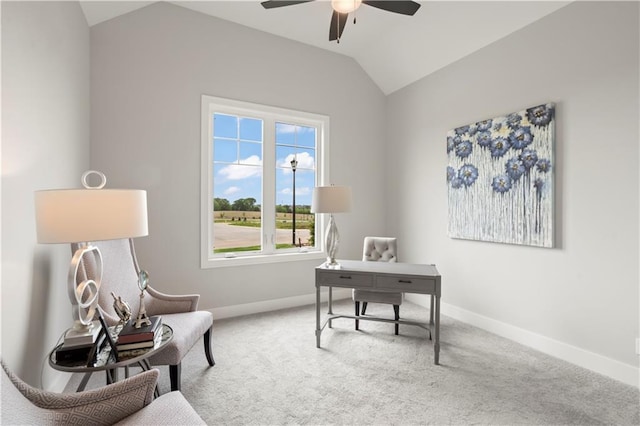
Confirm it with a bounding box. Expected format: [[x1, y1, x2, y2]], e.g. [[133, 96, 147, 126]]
[[1, 360, 205, 425], [72, 238, 214, 391], [352, 236, 403, 334]]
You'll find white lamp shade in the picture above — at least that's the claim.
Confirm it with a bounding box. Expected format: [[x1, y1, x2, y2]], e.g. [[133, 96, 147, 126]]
[[35, 189, 148, 243], [311, 186, 352, 213]]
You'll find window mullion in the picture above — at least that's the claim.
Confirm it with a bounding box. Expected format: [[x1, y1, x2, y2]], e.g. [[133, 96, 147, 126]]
[[262, 117, 276, 253]]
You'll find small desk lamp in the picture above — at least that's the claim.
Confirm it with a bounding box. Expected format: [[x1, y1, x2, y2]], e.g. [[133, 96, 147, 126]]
[[35, 171, 148, 334], [311, 185, 352, 267]]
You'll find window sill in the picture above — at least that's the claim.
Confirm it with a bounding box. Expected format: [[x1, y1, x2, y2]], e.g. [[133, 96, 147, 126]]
[[201, 250, 326, 269]]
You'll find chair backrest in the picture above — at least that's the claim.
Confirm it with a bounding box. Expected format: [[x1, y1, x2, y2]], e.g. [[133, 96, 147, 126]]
[[71, 238, 147, 324], [362, 237, 398, 262]]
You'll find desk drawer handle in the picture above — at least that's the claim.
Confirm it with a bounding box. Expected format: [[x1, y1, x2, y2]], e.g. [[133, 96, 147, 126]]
[[339, 275, 352, 279], [398, 279, 412, 284]]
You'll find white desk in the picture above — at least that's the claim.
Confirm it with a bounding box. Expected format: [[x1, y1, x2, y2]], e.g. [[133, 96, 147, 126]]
[[315, 260, 441, 364]]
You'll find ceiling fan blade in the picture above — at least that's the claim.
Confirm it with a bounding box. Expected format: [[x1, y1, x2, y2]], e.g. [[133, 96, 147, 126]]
[[261, 0, 315, 9], [362, 1, 421, 15], [329, 11, 349, 41]]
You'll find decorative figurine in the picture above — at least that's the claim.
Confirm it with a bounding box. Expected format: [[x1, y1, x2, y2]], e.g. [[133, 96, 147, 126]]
[[111, 292, 131, 326], [134, 269, 152, 328]]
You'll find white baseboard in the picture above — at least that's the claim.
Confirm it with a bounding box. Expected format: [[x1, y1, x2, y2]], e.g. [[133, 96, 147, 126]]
[[210, 288, 351, 320], [405, 294, 639, 388]]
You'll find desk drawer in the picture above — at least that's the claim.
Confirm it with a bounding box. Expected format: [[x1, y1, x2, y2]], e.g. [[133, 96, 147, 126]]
[[316, 271, 373, 288], [376, 275, 435, 293]]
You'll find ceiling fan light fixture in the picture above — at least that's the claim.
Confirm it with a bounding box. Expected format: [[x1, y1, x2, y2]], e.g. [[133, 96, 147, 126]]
[[331, 0, 362, 14]]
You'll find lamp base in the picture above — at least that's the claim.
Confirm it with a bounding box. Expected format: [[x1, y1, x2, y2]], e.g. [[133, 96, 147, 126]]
[[71, 319, 98, 332], [64, 320, 101, 346], [69, 243, 103, 329], [323, 259, 342, 269], [324, 214, 340, 267]]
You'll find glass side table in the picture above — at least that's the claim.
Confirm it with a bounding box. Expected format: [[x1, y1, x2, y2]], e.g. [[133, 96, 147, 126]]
[[49, 324, 173, 395]]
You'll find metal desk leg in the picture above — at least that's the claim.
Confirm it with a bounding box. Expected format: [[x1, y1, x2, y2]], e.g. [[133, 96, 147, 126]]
[[327, 286, 334, 328], [430, 294, 434, 325], [315, 285, 321, 348], [434, 294, 440, 365]]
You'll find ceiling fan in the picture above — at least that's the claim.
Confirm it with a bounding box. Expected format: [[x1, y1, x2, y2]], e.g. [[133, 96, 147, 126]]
[[260, 0, 421, 43]]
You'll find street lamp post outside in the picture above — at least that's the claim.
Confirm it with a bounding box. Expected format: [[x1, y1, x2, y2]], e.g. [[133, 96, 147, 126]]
[[291, 157, 298, 246]]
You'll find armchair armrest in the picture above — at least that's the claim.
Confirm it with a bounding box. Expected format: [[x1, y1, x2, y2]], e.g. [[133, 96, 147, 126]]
[[146, 285, 200, 314], [6, 363, 158, 426]]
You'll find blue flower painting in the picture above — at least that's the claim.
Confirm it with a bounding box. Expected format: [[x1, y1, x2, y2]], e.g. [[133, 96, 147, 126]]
[[446, 103, 555, 247]]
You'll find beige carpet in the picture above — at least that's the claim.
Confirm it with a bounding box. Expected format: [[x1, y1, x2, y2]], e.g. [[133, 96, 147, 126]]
[[68, 300, 639, 425]]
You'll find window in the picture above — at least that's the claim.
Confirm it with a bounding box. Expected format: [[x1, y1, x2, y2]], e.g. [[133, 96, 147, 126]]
[[201, 95, 329, 267]]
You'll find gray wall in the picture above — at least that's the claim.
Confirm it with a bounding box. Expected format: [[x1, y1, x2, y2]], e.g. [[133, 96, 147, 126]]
[[89, 3, 387, 311], [1, 1, 90, 387], [386, 1, 639, 383]]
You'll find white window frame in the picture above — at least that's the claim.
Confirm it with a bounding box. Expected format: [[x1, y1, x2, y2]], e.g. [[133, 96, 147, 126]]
[[200, 95, 330, 268]]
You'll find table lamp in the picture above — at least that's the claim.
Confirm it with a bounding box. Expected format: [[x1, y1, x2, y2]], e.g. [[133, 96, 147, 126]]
[[35, 171, 148, 338], [311, 185, 352, 267]]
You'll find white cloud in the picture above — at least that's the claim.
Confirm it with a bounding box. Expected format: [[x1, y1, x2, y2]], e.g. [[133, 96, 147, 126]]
[[280, 152, 314, 174], [218, 155, 262, 180], [277, 123, 296, 134], [281, 186, 311, 196], [297, 186, 311, 196], [224, 186, 241, 196]]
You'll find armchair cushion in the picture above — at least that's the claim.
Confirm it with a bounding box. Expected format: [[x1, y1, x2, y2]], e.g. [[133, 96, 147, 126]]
[[148, 310, 213, 366], [114, 391, 206, 425]]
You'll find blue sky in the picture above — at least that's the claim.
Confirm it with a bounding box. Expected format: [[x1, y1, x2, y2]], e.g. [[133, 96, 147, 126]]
[[213, 114, 316, 208]]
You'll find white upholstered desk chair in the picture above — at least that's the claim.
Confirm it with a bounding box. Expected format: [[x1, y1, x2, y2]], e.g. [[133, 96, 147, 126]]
[[352, 236, 403, 335]]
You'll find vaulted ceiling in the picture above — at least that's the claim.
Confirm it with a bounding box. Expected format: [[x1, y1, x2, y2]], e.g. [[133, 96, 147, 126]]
[[79, 1, 570, 94]]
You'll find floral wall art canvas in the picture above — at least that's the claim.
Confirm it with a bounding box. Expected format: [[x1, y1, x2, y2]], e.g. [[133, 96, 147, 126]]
[[447, 103, 555, 247]]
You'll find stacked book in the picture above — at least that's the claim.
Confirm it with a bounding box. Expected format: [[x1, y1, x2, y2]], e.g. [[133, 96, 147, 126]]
[[56, 322, 105, 364], [116, 316, 163, 354]]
